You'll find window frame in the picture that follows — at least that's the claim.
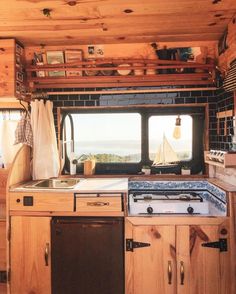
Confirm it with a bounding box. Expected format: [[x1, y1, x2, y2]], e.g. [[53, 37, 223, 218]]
[[60, 104, 208, 175]]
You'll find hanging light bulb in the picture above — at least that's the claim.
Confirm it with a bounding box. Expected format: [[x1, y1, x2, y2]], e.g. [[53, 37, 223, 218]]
[[173, 115, 181, 139]]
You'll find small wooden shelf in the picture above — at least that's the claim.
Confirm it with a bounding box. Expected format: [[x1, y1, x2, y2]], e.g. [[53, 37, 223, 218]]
[[204, 151, 236, 168], [26, 58, 215, 89]]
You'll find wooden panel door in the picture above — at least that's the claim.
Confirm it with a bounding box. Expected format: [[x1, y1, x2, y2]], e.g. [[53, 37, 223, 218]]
[[10, 216, 51, 294], [126, 222, 176, 294], [176, 224, 230, 294], [0, 220, 6, 294]]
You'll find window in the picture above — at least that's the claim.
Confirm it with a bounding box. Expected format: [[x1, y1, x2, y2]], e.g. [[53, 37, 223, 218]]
[[149, 115, 193, 162], [61, 105, 206, 174], [67, 113, 141, 163], [0, 109, 21, 166]]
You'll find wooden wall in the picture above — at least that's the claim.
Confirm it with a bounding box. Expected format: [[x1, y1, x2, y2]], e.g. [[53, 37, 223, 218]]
[[218, 17, 236, 72]]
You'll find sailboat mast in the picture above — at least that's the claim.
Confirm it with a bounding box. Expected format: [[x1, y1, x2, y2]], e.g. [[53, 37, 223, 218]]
[[162, 133, 165, 165]]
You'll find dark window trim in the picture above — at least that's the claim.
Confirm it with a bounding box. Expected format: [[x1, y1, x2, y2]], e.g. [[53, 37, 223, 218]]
[[60, 104, 207, 175]]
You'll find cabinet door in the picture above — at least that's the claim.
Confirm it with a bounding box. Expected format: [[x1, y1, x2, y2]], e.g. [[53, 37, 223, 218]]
[[176, 224, 230, 294], [10, 216, 51, 294], [126, 222, 176, 294], [0, 221, 6, 294]]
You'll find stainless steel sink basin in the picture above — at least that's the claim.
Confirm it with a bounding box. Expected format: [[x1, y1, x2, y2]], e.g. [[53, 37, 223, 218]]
[[24, 178, 80, 189]]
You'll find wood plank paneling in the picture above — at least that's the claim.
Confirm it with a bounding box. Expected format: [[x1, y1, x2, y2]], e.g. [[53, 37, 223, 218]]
[[0, 0, 235, 45]]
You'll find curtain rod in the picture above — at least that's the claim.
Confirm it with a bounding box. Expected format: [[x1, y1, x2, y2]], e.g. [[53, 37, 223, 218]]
[[43, 87, 217, 96]]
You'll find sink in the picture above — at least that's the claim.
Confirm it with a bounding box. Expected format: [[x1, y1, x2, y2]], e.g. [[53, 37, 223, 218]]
[[24, 178, 80, 189]]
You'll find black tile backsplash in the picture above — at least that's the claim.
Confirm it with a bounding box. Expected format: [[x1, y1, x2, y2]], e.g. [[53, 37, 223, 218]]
[[214, 90, 234, 151], [48, 86, 234, 151]]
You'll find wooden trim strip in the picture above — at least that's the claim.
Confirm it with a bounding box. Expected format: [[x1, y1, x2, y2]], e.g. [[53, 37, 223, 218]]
[[216, 110, 234, 119], [44, 87, 217, 95]]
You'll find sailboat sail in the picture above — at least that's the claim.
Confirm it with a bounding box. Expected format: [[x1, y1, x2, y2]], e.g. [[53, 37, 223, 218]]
[[153, 134, 179, 165]]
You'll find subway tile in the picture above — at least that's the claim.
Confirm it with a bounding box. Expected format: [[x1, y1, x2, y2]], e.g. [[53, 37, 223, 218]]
[[68, 94, 79, 100], [85, 100, 96, 106], [79, 94, 90, 100], [185, 97, 196, 103], [74, 100, 85, 106], [63, 101, 74, 106], [196, 97, 207, 103], [53, 101, 63, 107]]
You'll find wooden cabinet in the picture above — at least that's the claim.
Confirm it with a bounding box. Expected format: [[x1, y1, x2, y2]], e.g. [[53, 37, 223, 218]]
[[10, 216, 51, 294], [9, 192, 74, 212], [0, 169, 8, 294], [0, 220, 6, 294], [0, 39, 25, 99], [126, 219, 231, 294]]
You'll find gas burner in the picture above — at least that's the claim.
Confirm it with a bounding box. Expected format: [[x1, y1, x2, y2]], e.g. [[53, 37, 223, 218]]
[[128, 189, 209, 215]]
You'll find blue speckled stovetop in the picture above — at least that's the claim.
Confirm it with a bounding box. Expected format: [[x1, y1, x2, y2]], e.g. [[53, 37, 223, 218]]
[[128, 180, 226, 214]]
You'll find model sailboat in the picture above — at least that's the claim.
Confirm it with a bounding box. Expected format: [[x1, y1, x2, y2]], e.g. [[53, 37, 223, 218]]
[[152, 134, 180, 166]]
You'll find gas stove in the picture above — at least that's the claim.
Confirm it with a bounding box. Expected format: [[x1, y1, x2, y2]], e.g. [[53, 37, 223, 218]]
[[128, 189, 209, 215]]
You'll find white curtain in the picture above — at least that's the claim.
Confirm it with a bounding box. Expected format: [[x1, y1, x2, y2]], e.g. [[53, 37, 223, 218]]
[[0, 120, 21, 168], [31, 99, 60, 179]]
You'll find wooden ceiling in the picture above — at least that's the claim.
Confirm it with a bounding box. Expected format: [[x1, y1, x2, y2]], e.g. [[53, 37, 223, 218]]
[[0, 0, 236, 46]]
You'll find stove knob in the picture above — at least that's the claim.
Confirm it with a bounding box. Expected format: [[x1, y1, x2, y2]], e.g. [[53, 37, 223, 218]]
[[187, 206, 194, 214], [147, 206, 153, 214]]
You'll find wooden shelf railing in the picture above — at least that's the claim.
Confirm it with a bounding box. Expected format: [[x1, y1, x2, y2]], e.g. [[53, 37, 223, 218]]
[[26, 58, 216, 89]]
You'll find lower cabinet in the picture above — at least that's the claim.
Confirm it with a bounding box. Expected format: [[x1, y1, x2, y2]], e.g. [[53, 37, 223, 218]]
[[0, 220, 7, 294], [10, 216, 51, 294], [125, 219, 231, 294], [10, 216, 124, 294]]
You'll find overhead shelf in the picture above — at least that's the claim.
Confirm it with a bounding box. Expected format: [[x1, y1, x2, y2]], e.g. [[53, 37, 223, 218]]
[[26, 58, 216, 89], [204, 151, 236, 168]]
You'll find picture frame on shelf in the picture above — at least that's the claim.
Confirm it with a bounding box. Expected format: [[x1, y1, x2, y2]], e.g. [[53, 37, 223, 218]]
[[46, 50, 65, 77], [33, 52, 47, 77], [16, 71, 24, 83], [15, 54, 21, 67], [65, 49, 83, 77], [15, 43, 23, 55]]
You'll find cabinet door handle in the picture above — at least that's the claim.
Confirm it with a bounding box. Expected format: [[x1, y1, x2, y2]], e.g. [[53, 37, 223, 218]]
[[44, 243, 49, 266], [167, 260, 172, 285], [180, 261, 184, 285], [87, 202, 110, 206]]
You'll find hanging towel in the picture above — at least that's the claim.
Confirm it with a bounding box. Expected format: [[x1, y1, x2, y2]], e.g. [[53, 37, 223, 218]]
[[14, 112, 33, 147], [31, 99, 60, 180], [31, 100, 39, 179], [45, 100, 60, 176]]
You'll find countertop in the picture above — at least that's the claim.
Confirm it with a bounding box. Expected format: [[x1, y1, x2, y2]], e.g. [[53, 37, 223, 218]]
[[10, 178, 129, 193], [9, 177, 236, 193]]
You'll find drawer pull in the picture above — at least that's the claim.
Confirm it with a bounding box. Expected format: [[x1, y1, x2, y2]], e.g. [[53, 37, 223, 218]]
[[87, 202, 110, 206]]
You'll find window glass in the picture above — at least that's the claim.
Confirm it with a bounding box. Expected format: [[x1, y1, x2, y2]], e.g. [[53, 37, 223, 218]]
[[149, 115, 192, 162], [67, 113, 141, 163], [0, 110, 21, 165]]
